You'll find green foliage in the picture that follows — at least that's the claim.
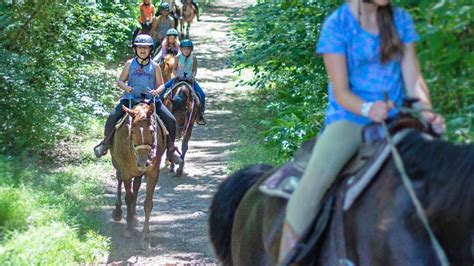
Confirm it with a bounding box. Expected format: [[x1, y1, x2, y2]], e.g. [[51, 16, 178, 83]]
[[231, 0, 337, 157], [0, 222, 108, 265], [0, 2, 136, 151], [232, 0, 473, 163], [0, 154, 110, 263], [0, 187, 33, 232], [399, 0, 473, 141]]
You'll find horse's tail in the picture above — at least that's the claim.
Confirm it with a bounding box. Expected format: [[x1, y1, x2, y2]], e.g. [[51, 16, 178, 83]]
[[209, 164, 273, 265]]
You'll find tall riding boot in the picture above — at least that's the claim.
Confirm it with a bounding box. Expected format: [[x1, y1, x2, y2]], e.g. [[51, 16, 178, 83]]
[[277, 220, 301, 265]]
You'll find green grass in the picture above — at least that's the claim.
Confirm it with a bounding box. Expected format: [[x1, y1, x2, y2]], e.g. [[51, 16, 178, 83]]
[[0, 120, 111, 264]]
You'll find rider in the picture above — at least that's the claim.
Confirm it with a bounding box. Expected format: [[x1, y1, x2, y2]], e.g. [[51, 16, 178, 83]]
[[139, 0, 155, 32], [93, 34, 183, 165], [154, 28, 181, 63], [158, 39, 206, 125], [151, 2, 176, 46], [185, 0, 201, 21], [277, 0, 446, 264]]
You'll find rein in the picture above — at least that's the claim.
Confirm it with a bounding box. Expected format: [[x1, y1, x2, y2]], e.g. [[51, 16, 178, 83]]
[[382, 109, 449, 266], [129, 100, 159, 161]]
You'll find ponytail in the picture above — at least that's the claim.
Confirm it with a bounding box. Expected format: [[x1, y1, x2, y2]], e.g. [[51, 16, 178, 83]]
[[377, 3, 403, 63]]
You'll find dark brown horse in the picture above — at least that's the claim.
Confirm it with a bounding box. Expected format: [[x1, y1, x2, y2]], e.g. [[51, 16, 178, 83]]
[[110, 102, 166, 248], [163, 80, 199, 176], [209, 130, 474, 265]]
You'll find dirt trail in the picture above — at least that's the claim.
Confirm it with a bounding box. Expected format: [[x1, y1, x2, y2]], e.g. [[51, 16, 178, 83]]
[[98, 0, 254, 264]]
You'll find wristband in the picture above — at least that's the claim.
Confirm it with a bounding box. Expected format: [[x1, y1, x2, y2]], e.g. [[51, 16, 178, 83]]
[[360, 102, 374, 117]]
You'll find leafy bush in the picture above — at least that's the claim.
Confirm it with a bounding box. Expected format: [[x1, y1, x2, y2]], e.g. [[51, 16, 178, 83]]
[[231, 0, 337, 158], [0, 2, 136, 151]]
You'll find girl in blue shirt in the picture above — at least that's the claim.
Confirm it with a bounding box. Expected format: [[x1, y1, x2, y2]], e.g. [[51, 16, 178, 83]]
[[278, 0, 445, 263]]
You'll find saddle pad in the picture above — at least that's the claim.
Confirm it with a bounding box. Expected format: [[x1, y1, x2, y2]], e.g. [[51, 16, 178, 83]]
[[259, 129, 415, 208]]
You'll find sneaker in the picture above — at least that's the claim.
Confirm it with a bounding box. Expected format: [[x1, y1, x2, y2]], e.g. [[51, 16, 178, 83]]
[[167, 148, 184, 165], [93, 142, 108, 158], [197, 115, 206, 125]]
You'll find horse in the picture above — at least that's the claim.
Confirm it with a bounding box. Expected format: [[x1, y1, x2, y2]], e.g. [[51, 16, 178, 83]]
[[160, 54, 176, 83], [179, 0, 197, 39], [163, 80, 200, 176], [110, 102, 166, 248], [209, 123, 474, 265]]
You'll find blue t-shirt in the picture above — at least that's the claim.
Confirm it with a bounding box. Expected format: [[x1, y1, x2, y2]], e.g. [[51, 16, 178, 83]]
[[316, 3, 419, 125], [123, 58, 157, 100]]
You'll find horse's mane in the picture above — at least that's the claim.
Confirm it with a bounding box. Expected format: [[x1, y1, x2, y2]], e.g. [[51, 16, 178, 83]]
[[397, 131, 474, 221]]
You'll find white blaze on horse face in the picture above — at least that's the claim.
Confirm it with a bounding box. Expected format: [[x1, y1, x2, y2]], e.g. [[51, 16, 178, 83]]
[[140, 127, 145, 145]]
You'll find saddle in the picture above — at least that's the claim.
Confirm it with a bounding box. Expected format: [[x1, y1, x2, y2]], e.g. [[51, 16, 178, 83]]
[[259, 115, 432, 263], [164, 79, 201, 106]]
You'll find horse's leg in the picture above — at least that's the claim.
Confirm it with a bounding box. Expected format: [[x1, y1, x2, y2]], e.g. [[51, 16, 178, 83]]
[[170, 161, 175, 174], [112, 170, 123, 221], [131, 175, 142, 225], [176, 126, 192, 176], [186, 22, 190, 39], [123, 179, 135, 237], [142, 168, 160, 249]]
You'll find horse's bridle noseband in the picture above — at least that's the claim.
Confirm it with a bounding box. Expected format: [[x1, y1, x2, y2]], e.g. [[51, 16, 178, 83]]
[[131, 120, 156, 160]]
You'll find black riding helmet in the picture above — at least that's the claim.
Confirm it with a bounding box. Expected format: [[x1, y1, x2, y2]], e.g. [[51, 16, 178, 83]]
[[133, 34, 154, 64]]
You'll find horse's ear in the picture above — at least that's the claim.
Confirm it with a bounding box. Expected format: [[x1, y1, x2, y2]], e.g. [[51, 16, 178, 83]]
[[122, 105, 136, 117], [147, 103, 155, 117]]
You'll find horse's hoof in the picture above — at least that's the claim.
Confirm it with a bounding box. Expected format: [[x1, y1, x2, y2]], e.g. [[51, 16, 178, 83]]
[[176, 167, 184, 177], [112, 209, 122, 221]]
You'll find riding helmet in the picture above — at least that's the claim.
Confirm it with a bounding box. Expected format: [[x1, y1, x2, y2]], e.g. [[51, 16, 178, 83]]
[[180, 39, 193, 49], [166, 28, 179, 37], [158, 2, 170, 12], [133, 34, 154, 47]]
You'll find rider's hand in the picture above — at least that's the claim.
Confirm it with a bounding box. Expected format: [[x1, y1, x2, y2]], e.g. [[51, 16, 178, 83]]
[[150, 89, 160, 96], [421, 111, 446, 135], [368, 101, 390, 123]]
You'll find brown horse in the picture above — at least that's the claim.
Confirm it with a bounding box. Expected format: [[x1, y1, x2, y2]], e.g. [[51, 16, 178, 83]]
[[209, 128, 474, 265], [163, 80, 199, 176], [110, 102, 166, 248], [160, 54, 176, 83], [179, 0, 197, 39]]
